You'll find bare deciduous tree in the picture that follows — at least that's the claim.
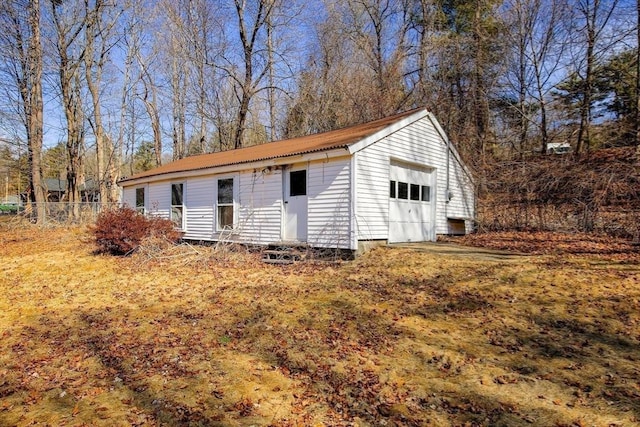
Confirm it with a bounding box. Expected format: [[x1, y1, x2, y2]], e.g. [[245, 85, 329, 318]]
[[84, 0, 121, 205], [230, 0, 277, 148], [572, 0, 619, 155], [502, 0, 568, 154], [51, 0, 88, 219], [343, 0, 412, 118], [0, 0, 46, 222]]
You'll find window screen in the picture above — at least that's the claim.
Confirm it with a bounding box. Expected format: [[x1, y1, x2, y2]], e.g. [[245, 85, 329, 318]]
[[290, 170, 306, 196], [398, 182, 408, 199]]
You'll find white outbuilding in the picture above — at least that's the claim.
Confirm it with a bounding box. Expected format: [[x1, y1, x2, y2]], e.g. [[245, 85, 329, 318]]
[[119, 108, 475, 252]]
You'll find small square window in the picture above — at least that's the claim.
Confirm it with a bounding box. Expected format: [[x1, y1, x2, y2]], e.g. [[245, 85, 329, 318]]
[[389, 180, 396, 198], [421, 186, 431, 202], [398, 182, 408, 199], [290, 170, 306, 196], [410, 184, 420, 201]]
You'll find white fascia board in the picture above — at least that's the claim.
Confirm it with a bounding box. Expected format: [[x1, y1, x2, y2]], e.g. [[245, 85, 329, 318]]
[[347, 109, 429, 155], [120, 148, 351, 188], [426, 112, 475, 184]]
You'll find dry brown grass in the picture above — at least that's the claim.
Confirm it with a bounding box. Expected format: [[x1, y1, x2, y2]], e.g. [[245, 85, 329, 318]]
[[1, 223, 639, 426]]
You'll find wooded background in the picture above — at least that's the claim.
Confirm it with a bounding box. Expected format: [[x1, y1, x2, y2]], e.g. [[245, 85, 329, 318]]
[[0, 0, 638, 232]]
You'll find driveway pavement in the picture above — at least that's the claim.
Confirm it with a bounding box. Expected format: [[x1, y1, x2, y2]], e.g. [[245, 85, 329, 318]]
[[388, 242, 528, 262]]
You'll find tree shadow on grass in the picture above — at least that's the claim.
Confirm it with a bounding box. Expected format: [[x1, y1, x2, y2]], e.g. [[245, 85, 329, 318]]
[[488, 311, 640, 418], [0, 308, 245, 426], [78, 312, 225, 427], [4, 306, 624, 427], [230, 295, 611, 426], [5, 269, 638, 426]]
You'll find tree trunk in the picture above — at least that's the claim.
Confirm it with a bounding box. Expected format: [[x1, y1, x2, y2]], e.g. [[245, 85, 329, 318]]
[[473, 4, 488, 161], [170, 40, 186, 160], [84, 1, 108, 207], [52, 2, 85, 220], [143, 95, 162, 166], [267, 9, 275, 141], [576, 19, 594, 157], [27, 0, 46, 223], [139, 63, 162, 166], [518, 29, 528, 154], [233, 0, 268, 149]]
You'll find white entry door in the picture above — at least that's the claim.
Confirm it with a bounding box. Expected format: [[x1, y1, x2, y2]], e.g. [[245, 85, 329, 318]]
[[284, 167, 308, 241], [388, 161, 435, 243]]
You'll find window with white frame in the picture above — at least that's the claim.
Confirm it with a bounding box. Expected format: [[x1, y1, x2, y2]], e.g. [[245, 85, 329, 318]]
[[389, 182, 431, 202], [217, 178, 234, 230], [171, 183, 184, 228], [135, 187, 145, 214]]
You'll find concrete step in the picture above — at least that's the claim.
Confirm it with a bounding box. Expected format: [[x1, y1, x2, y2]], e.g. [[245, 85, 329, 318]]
[[262, 257, 295, 265], [262, 244, 307, 264]]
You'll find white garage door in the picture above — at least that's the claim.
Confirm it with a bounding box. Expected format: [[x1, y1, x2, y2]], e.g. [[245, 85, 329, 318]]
[[388, 161, 435, 243]]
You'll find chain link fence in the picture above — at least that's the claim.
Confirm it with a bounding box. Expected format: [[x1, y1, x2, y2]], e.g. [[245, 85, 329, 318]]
[[1, 202, 120, 225]]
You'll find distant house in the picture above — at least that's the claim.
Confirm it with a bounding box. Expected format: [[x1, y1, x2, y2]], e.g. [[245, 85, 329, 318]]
[[546, 142, 572, 155], [40, 178, 100, 202], [119, 108, 475, 252], [43, 178, 66, 202]]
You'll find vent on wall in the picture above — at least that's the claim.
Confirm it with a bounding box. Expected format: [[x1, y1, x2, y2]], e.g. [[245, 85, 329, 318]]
[[447, 218, 466, 235]]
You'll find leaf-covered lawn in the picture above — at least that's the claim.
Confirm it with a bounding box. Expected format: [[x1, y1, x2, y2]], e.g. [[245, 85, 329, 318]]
[[1, 225, 639, 426]]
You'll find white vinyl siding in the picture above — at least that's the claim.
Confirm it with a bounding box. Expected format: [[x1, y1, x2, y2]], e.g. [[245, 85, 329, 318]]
[[307, 157, 352, 249], [354, 115, 473, 240], [183, 176, 215, 240], [147, 183, 171, 220], [122, 187, 136, 210], [444, 156, 475, 233], [237, 169, 282, 245]]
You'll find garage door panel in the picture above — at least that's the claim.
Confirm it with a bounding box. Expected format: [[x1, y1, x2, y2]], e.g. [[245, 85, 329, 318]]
[[388, 161, 434, 243], [409, 203, 420, 223]]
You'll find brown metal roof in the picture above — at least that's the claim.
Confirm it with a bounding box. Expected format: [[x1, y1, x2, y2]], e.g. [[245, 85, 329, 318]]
[[120, 108, 423, 183]]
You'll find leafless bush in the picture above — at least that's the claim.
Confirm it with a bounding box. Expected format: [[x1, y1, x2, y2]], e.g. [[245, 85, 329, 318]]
[[478, 148, 639, 238]]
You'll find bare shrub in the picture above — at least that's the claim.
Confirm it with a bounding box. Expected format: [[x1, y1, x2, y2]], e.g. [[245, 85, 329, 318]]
[[478, 148, 639, 238], [93, 207, 182, 255]]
